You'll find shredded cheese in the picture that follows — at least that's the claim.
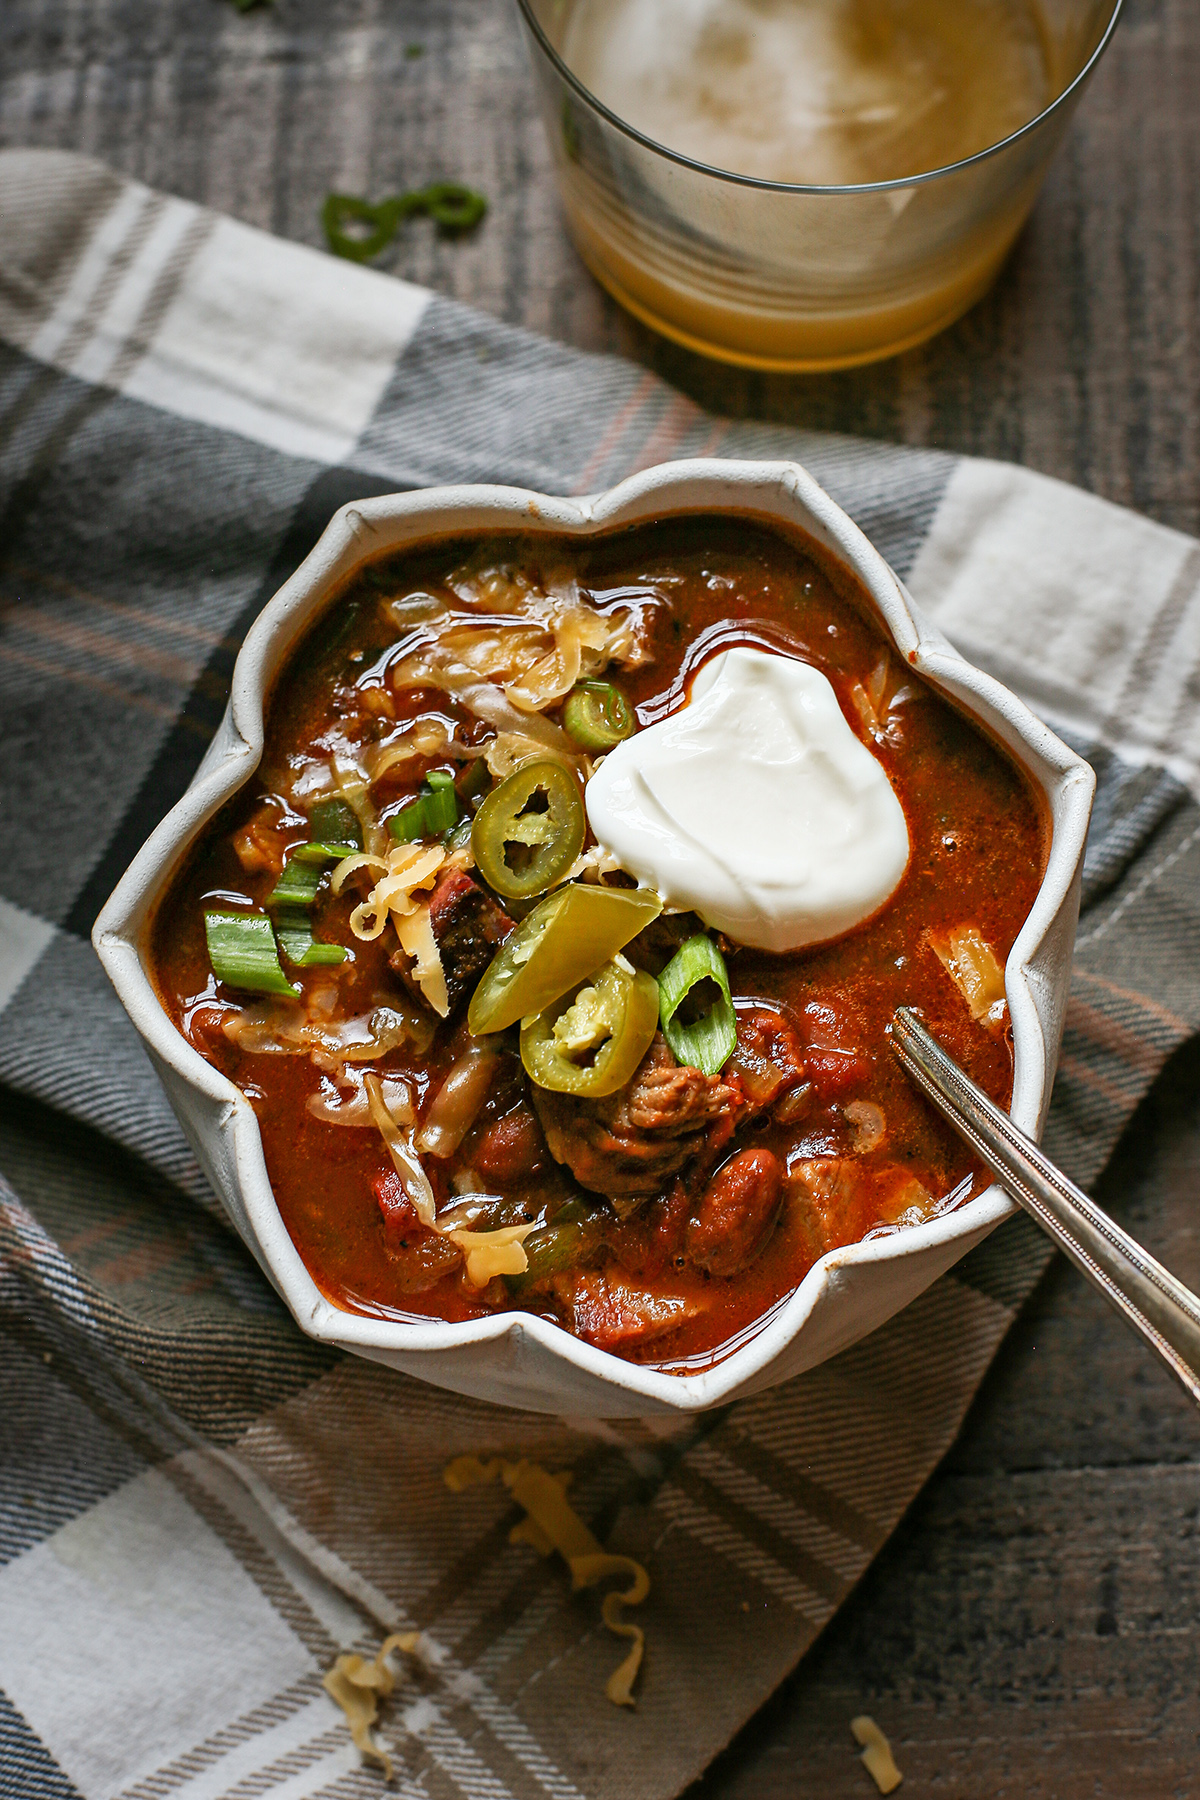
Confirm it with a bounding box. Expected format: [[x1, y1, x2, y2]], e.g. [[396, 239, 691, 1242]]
[[323, 1630, 420, 1780], [365, 715, 453, 785], [395, 903, 450, 1019], [365, 1077, 536, 1285], [388, 577, 646, 723], [334, 842, 444, 942], [365, 1073, 435, 1226], [448, 1222, 538, 1286], [850, 1715, 903, 1794], [483, 729, 584, 782], [444, 1457, 650, 1706], [929, 924, 1007, 1026]]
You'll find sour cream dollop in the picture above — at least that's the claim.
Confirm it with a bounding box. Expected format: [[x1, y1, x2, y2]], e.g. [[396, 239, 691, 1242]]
[[585, 647, 910, 953]]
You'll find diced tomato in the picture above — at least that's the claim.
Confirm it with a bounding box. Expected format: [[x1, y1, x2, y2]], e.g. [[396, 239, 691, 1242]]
[[372, 1168, 420, 1244], [802, 1048, 871, 1099], [798, 1000, 871, 1099]]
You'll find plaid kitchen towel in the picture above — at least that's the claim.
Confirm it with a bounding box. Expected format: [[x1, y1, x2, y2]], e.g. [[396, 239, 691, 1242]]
[[3, 147, 1200, 1800]]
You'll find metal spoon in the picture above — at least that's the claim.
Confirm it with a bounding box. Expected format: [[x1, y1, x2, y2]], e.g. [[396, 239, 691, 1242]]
[[889, 1006, 1200, 1407]]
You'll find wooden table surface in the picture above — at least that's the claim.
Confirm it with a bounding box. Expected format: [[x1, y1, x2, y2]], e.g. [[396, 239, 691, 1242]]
[[4, 0, 1199, 1792]]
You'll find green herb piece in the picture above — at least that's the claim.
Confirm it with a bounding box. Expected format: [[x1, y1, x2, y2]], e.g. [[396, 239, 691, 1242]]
[[293, 840, 358, 864], [506, 1200, 606, 1293], [562, 680, 636, 751], [389, 774, 460, 843], [421, 183, 487, 230], [658, 934, 737, 1077], [266, 855, 324, 910], [226, 0, 272, 12], [405, 41, 424, 58], [423, 772, 459, 835], [205, 911, 298, 997], [275, 909, 349, 967], [323, 183, 487, 263], [309, 798, 363, 850], [458, 758, 492, 806], [389, 797, 428, 843]]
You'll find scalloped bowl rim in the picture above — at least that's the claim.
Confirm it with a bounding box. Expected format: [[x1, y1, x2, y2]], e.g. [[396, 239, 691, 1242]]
[[93, 459, 1093, 1414]]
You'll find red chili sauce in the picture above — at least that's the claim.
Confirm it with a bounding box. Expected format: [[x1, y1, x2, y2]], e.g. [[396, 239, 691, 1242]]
[[151, 516, 1046, 1370]]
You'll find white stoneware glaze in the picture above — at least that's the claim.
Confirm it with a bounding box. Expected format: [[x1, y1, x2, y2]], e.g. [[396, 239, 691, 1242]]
[[93, 461, 1094, 1416]]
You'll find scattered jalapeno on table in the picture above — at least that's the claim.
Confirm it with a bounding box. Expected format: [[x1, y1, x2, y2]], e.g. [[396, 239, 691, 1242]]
[[470, 759, 586, 900], [520, 958, 660, 1097], [467, 881, 662, 1036], [562, 680, 636, 751]]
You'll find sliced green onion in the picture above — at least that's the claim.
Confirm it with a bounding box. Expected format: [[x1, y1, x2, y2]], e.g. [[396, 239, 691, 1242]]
[[657, 934, 737, 1077], [308, 797, 363, 850], [422, 183, 488, 231], [389, 775, 459, 842], [275, 909, 349, 967], [458, 758, 492, 806], [293, 839, 358, 864], [205, 911, 298, 997], [506, 1200, 606, 1293], [423, 774, 459, 834], [445, 817, 474, 854], [265, 855, 324, 910], [562, 680, 635, 751], [389, 797, 427, 843], [323, 184, 486, 264]]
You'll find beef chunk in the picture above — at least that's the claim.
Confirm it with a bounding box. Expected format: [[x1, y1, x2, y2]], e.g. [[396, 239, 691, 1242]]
[[532, 1032, 742, 1204], [556, 1269, 706, 1351], [392, 868, 513, 1014]]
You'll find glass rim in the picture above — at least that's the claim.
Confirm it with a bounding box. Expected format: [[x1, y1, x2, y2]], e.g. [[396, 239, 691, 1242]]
[[514, 0, 1125, 196]]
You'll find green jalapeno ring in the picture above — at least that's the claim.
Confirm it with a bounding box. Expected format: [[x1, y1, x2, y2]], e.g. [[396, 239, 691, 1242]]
[[520, 959, 660, 1098], [468, 881, 662, 1036], [562, 680, 636, 752], [471, 759, 586, 901]]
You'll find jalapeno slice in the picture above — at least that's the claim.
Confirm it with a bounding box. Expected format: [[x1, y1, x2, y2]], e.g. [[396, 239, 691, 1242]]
[[520, 959, 660, 1097], [562, 680, 635, 751], [470, 760, 586, 901], [467, 881, 662, 1036]]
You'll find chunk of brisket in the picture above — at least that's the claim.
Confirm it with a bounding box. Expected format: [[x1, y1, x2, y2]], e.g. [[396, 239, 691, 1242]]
[[532, 1031, 742, 1205], [392, 868, 514, 1014]]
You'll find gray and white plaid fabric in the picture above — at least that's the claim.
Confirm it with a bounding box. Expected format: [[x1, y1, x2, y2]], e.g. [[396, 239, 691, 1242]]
[[3, 147, 1200, 1800]]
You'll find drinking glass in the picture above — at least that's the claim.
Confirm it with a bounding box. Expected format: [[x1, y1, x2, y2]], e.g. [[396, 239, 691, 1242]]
[[515, 0, 1124, 370]]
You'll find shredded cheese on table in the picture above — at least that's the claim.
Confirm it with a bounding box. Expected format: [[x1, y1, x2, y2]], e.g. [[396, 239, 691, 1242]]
[[850, 1715, 903, 1794], [444, 1456, 650, 1706], [323, 1631, 420, 1781]]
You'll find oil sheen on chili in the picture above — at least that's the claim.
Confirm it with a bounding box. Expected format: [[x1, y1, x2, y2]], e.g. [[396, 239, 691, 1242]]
[[152, 517, 1046, 1370]]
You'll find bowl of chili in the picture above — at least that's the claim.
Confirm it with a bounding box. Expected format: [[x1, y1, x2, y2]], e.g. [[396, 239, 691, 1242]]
[[93, 460, 1093, 1416]]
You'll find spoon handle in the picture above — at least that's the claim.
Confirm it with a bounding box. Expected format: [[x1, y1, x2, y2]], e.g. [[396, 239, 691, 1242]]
[[890, 1007, 1200, 1408]]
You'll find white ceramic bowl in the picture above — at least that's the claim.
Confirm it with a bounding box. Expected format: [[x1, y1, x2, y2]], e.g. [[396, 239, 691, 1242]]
[[93, 460, 1093, 1416]]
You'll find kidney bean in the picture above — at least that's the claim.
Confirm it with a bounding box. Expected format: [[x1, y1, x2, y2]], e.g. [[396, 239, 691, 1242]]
[[686, 1148, 783, 1278], [473, 1106, 549, 1184]]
